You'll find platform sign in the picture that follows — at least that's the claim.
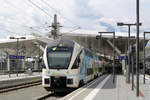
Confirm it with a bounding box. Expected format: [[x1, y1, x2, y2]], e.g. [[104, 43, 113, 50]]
[[9, 55, 25, 59], [119, 56, 133, 62], [119, 56, 127, 61]]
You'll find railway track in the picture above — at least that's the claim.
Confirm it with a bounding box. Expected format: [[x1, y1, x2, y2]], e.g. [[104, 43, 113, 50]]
[[33, 92, 53, 100], [0, 75, 107, 100], [0, 81, 41, 93], [34, 75, 108, 100], [33, 91, 72, 100]]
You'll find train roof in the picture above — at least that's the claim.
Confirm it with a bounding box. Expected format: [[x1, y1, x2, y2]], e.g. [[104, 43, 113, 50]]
[[47, 39, 75, 48]]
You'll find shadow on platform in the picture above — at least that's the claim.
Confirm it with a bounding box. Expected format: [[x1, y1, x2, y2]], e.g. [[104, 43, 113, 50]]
[[101, 75, 117, 89]]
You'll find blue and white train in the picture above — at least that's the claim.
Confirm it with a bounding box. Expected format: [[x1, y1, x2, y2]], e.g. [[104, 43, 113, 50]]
[[42, 39, 104, 91]]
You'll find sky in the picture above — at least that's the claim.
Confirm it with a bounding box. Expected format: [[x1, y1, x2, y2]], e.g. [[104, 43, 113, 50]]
[[0, 0, 150, 38]]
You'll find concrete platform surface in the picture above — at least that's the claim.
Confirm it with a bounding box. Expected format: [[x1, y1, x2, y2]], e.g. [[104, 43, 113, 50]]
[[0, 72, 41, 81], [61, 75, 143, 100], [133, 74, 150, 100], [0, 72, 42, 89]]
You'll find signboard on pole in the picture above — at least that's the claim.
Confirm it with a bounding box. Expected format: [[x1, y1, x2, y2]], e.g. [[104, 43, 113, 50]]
[[119, 56, 127, 60], [9, 55, 25, 59]]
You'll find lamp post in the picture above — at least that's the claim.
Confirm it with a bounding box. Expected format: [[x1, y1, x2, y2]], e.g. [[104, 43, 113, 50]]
[[117, 22, 141, 84], [136, 0, 140, 97], [34, 43, 41, 74], [10, 37, 26, 76], [143, 32, 150, 84], [97, 32, 115, 83], [38, 44, 41, 74]]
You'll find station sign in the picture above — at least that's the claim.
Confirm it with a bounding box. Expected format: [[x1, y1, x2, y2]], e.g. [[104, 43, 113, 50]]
[[9, 55, 25, 59], [119, 56, 127, 60]]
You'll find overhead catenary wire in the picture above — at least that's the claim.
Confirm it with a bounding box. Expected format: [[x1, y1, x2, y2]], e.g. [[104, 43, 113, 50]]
[[24, 0, 53, 24], [1, 0, 82, 36], [0, 21, 48, 35], [28, 0, 53, 18], [40, 0, 81, 28], [0, 27, 21, 35], [0, 22, 49, 39], [65, 27, 81, 33], [3, 0, 81, 34], [3, 0, 50, 25], [0, 25, 48, 38], [1, 0, 50, 34]]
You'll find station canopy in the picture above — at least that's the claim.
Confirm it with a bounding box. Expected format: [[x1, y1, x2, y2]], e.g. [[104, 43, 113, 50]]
[[0, 32, 148, 60]]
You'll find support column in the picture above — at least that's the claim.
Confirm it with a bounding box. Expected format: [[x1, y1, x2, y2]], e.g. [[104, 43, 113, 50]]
[[78, 36, 82, 46], [88, 37, 91, 49], [98, 37, 100, 54], [92, 38, 95, 53], [89, 37, 92, 51], [0, 61, 2, 70], [34, 59, 38, 70], [85, 37, 88, 48], [121, 54, 126, 75], [7, 56, 10, 71], [22, 59, 25, 71]]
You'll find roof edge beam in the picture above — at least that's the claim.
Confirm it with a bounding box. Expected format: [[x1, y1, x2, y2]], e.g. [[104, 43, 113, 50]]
[[106, 39, 121, 55]]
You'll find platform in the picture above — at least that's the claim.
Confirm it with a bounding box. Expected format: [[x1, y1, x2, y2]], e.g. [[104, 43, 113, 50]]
[[61, 74, 146, 100], [134, 74, 150, 100], [0, 72, 42, 89], [0, 72, 41, 81]]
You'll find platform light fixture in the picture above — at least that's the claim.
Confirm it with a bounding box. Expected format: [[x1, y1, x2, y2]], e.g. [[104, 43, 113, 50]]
[[10, 36, 26, 77], [34, 43, 41, 74], [136, 0, 140, 97], [97, 32, 115, 83], [117, 22, 142, 85]]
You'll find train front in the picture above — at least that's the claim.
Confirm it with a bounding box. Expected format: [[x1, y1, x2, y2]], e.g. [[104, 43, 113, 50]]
[[42, 39, 80, 91]]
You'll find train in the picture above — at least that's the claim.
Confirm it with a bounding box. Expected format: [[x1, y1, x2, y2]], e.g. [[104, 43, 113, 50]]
[[42, 39, 107, 92]]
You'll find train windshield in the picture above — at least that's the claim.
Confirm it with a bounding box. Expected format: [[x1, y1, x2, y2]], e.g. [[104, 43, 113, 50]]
[[47, 47, 72, 69]]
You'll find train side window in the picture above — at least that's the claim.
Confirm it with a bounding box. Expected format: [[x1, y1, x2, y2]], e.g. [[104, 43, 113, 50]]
[[87, 68, 93, 75], [72, 56, 80, 69], [71, 50, 82, 69]]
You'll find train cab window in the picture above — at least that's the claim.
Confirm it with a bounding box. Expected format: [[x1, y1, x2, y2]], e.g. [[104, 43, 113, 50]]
[[47, 46, 73, 69]]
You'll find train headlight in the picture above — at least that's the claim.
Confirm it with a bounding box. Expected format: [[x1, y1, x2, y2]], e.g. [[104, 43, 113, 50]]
[[67, 71, 73, 74], [69, 71, 72, 74], [43, 70, 50, 74]]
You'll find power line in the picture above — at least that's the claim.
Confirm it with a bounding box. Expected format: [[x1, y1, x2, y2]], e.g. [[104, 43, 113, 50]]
[[65, 27, 81, 33], [24, 0, 53, 24], [2, 0, 50, 30], [28, 0, 53, 18], [3, 0, 41, 22], [0, 25, 47, 37], [0, 0, 51, 36], [63, 26, 79, 29], [40, 0, 81, 28], [0, 23, 48, 38], [0, 19, 50, 33], [29, 27, 45, 33], [0, 27, 21, 35]]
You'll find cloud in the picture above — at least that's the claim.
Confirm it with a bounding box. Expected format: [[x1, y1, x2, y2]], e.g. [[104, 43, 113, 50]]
[[0, 0, 149, 38]]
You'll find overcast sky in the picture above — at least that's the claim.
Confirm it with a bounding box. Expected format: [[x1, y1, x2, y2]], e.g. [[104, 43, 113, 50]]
[[0, 0, 150, 38]]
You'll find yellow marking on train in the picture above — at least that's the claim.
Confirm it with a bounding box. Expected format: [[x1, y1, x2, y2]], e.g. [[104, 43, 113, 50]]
[[52, 47, 56, 51], [53, 72, 56, 75]]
